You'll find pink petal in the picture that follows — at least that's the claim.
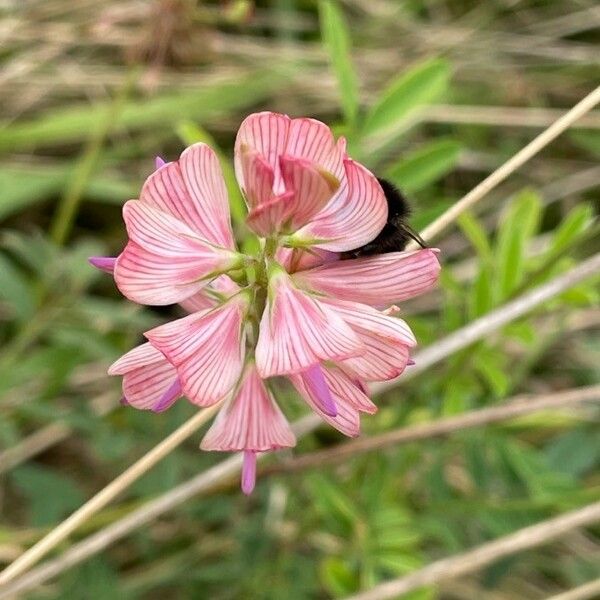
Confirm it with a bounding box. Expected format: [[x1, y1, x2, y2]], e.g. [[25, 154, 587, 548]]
[[178, 290, 218, 313], [114, 201, 240, 305], [255, 269, 364, 377], [294, 248, 441, 307], [275, 247, 340, 273], [320, 298, 416, 346], [279, 155, 339, 231], [242, 451, 257, 495], [88, 256, 116, 274], [141, 143, 235, 249], [178, 275, 241, 313], [342, 338, 411, 381], [108, 343, 180, 411], [302, 363, 337, 416], [247, 156, 338, 237], [144, 295, 249, 407], [291, 159, 387, 252], [246, 190, 294, 237], [318, 298, 415, 381], [235, 112, 291, 194], [286, 118, 345, 181], [200, 363, 296, 452], [290, 366, 375, 437], [234, 112, 345, 194], [151, 378, 182, 413], [239, 148, 275, 210]]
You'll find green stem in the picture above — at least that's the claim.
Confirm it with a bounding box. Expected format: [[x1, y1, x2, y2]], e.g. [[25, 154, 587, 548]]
[[49, 70, 137, 246]]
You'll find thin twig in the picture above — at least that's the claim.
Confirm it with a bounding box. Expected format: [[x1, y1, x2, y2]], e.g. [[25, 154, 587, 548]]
[[546, 579, 600, 600], [264, 385, 600, 475], [414, 85, 600, 247], [342, 502, 600, 600], [375, 253, 600, 388], [424, 104, 600, 129], [0, 391, 115, 475], [0, 403, 221, 587], [1, 254, 598, 597]]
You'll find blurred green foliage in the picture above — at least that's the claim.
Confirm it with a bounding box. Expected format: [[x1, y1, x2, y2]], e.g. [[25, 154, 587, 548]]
[[1, 0, 599, 598]]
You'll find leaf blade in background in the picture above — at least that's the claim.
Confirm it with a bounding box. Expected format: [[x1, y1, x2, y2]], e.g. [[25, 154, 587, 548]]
[[319, 0, 360, 126], [0, 70, 287, 154], [362, 58, 450, 137], [496, 188, 542, 299], [386, 138, 461, 193]]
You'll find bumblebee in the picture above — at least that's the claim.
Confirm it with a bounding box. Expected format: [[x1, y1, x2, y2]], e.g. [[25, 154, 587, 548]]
[[343, 178, 427, 258]]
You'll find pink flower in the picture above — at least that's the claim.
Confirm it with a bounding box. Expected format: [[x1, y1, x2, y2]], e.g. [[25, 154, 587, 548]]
[[95, 112, 441, 494]]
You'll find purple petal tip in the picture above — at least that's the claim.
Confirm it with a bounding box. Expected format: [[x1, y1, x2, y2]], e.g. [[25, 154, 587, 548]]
[[407, 359, 416, 366], [155, 156, 167, 170], [241, 450, 257, 495], [305, 364, 337, 417], [151, 379, 182, 413], [120, 396, 129, 406], [88, 256, 117, 274]]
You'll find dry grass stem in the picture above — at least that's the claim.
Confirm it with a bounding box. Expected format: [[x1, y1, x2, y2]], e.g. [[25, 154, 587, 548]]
[[342, 502, 600, 600], [413, 85, 600, 247], [1, 252, 598, 597], [265, 385, 600, 475], [0, 403, 221, 587], [545, 579, 600, 600]]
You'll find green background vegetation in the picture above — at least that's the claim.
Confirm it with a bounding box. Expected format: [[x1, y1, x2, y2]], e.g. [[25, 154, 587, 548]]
[[0, 1, 599, 598]]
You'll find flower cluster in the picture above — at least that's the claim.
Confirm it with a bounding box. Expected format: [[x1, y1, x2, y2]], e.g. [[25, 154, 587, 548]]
[[91, 112, 440, 494]]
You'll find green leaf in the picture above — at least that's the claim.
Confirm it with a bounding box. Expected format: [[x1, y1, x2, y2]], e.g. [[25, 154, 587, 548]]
[[457, 211, 492, 263], [386, 139, 461, 193], [549, 203, 594, 255], [570, 130, 600, 157], [0, 164, 137, 218], [469, 265, 493, 317], [363, 58, 450, 137], [319, 1, 359, 126], [0, 167, 65, 219], [474, 352, 509, 397], [11, 465, 84, 526], [496, 189, 542, 298], [320, 557, 357, 597], [0, 70, 286, 153], [0, 253, 35, 321]]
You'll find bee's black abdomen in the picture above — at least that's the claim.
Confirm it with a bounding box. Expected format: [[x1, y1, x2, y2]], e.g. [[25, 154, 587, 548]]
[[342, 178, 426, 258], [376, 178, 411, 220]]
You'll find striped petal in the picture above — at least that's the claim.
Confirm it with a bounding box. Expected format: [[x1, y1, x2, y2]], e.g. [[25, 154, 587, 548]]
[[246, 191, 294, 237], [290, 366, 376, 437], [255, 268, 364, 377], [239, 148, 275, 210], [291, 159, 387, 252], [342, 338, 411, 381], [234, 112, 346, 194], [275, 247, 340, 273], [320, 298, 416, 346], [279, 155, 339, 230], [141, 143, 235, 249], [114, 201, 241, 305], [178, 275, 240, 313], [294, 248, 441, 307], [108, 343, 180, 411], [285, 118, 345, 181], [201, 363, 296, 452], [235, 112, 291, 193], [144, 295, 249, 406]]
